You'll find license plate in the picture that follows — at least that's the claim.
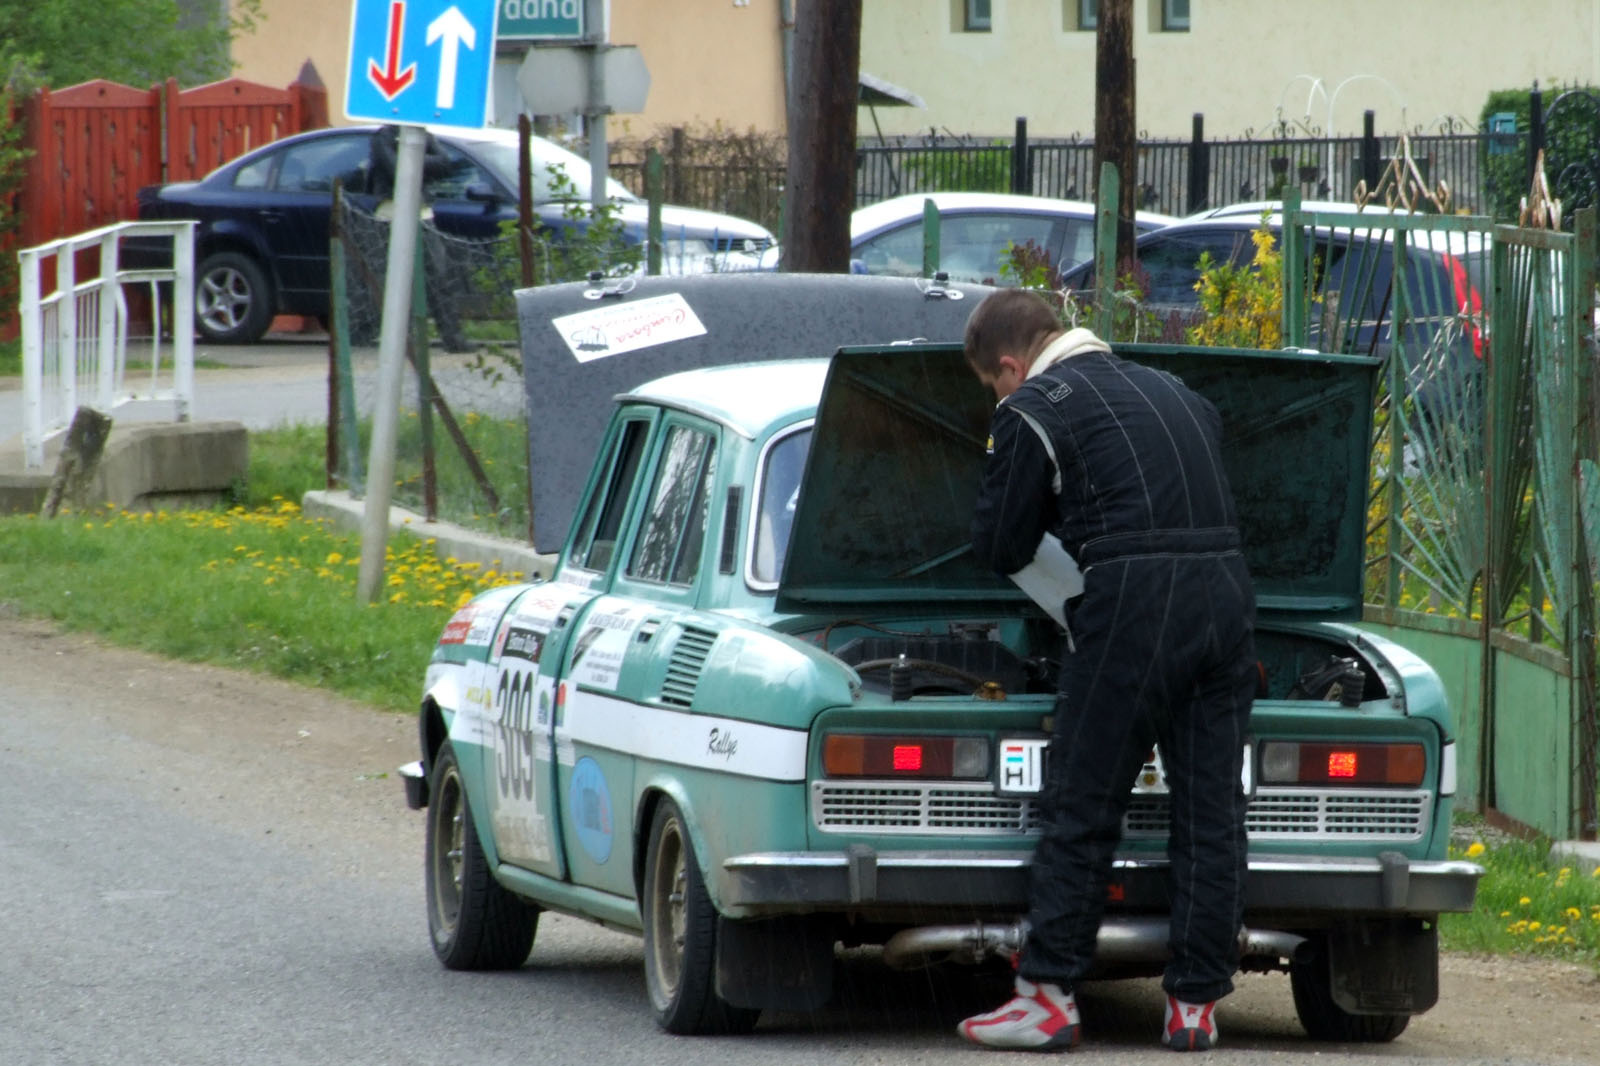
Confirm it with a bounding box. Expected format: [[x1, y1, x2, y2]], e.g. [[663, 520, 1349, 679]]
[[997, 738, 1048, 794], [998, 740, 1254, 797]]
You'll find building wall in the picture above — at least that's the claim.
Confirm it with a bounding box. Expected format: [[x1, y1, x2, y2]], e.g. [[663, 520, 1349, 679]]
[[228, 0, 788, 136], [861, 0, 1600, 139]]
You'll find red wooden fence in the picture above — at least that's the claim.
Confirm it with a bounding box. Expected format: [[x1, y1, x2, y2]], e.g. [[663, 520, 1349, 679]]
[[12, 70, 328, 250]]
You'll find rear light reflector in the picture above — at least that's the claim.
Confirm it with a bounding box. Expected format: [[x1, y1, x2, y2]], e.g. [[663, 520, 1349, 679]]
[[823, 734, 988, 779], [1259, 741, 1426, 787]]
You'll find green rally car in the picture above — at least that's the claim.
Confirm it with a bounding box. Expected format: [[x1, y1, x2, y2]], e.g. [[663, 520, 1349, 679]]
[[401, 272, 1480, 1041]]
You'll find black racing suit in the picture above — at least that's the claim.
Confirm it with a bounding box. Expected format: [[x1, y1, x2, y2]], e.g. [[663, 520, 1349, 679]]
[[972, 349, 1258, 1004]]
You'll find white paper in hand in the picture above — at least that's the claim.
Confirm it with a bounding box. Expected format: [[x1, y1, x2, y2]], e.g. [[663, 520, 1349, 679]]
[[1008, 533, 1084, 628]]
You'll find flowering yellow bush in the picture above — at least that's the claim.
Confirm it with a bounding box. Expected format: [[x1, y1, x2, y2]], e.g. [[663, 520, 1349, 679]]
[[1186, 220, 1283, 350]]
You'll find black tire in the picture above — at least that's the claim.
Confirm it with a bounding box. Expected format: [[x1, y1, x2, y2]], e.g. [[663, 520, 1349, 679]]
[[425, 741, 539, 969], [194, 251, 274, 343], [1290, 947, 1410, 1043], [641, 799, 760, 1035]]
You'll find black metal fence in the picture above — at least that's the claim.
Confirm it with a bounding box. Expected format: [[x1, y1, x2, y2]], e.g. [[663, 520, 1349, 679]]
[[606, 114, 1544, 230], [856, 128, 1529, 218]]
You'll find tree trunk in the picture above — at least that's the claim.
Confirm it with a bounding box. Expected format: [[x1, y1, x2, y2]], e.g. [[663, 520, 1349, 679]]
[[781, 0, 862, 273], [1094, 0, 1137, 281]]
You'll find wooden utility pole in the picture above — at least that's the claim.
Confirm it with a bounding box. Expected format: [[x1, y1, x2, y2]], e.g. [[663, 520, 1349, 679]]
[[781, 0, 862, 273], [1094, 0, 1137, 279]]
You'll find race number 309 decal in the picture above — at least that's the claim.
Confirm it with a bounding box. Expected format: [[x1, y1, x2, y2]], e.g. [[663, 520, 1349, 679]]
[[495, 668, 537, 802]]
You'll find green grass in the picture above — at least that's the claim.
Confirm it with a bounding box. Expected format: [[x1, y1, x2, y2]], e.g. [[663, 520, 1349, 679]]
[[0, 423, 527, 711], [0, 337, 18, 377], [1441, 823, 1600, 967]]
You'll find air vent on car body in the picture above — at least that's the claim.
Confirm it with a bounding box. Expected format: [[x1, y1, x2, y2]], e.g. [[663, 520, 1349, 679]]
[[660, 626, 718, 707]]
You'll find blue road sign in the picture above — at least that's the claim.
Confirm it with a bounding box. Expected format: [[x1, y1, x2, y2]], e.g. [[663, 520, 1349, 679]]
[[345, 0, 499, 129]]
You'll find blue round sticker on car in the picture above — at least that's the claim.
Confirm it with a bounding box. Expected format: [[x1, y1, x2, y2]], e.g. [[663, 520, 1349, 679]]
[[569, 757, 614, 864]]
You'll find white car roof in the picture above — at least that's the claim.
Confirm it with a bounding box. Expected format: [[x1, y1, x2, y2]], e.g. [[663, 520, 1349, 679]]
[[853, 191, 1177, 238]]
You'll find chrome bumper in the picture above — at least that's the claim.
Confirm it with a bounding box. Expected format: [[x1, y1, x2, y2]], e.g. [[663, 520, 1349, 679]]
[[721, 848, 1482, 916]]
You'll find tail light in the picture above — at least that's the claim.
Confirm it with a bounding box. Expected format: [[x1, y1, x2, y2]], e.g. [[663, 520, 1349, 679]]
[[1259, 741, 1425, 787], [823, 734, 988, 779]]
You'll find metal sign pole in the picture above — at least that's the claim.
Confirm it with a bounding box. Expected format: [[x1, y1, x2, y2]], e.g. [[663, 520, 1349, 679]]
[[357, 125, 428, 604], [585, 0, 608, 214]]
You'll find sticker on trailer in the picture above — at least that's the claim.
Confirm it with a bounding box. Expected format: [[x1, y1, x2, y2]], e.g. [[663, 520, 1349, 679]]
[[551, 293, 708, 363]]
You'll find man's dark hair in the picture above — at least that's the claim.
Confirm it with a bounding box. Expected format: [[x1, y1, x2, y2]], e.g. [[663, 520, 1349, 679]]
[[963, 289, 1063, 374]]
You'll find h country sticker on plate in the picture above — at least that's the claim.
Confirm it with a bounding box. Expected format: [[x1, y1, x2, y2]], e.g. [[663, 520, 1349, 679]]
[[998, 738, 1048, 794]]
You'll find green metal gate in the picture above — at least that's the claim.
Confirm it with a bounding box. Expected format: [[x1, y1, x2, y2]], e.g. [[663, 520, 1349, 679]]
[[1279, 170, 1599, 840]]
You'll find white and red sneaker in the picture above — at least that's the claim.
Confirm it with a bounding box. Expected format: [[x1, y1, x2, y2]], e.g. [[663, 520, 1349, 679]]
[[958, 977, 1082, 1051], [1162, 994, 1218, 1051]]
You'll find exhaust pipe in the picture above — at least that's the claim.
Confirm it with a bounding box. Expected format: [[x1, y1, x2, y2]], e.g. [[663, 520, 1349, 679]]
[[882, 917, 1309, 969]]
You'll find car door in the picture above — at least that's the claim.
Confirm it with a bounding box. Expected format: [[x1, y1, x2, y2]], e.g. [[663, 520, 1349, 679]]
[[480, 411, 654, 881], [422, 140, 518, 241], [255, 132, 375, 305], [553, 415, 722, 898]]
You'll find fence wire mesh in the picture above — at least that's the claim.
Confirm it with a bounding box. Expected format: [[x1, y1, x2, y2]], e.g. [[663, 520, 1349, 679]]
[[331, 198, 530, 543]]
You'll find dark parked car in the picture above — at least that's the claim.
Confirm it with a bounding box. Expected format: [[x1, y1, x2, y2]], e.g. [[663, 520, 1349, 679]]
[[135, 125, 774, 343], [1058, 206, 1489, 414]]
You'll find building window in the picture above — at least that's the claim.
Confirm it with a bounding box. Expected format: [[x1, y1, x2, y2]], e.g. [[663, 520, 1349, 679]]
[[965, 0, 991, 31], [1162, 0, 1190, 31], [1077, 0, 1096, 31]]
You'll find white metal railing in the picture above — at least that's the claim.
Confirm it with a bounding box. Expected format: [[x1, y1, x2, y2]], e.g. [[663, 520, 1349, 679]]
[[18, 220, 196, 469]]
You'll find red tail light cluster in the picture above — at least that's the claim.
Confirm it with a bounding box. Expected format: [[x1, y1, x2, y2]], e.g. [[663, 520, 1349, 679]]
[[823, 734, 989, 779], [1259, 741, 1425, 787]]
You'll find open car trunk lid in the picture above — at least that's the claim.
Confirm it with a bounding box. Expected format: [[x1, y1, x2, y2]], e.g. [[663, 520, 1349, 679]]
[[777, 343, 1379, 621]]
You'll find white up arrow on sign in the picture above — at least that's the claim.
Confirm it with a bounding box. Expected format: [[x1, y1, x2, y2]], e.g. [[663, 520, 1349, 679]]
[[425, 5, 477, 110]]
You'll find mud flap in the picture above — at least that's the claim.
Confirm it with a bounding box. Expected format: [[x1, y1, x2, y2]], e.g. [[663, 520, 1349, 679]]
[[1327, 917, 1438, 1015], [715, 916, 834, 1011]]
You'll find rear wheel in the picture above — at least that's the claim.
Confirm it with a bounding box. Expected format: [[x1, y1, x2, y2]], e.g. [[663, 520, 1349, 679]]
[[1290, 944, 1410, 1042], [195, 251, 274, 343], [425, 741, 539, 969], [641, 799, 760, 1034]]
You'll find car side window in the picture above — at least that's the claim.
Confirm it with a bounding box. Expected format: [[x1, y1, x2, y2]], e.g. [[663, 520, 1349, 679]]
[[273, 135, 372, 194], [940, 213, 1058, 282], [570, 418, 650, 573], [855, 223, 924, 276], [750, 426, 812, 585], [424, 143, 495, 201], [1139, 230, 1255, 305], [627, 424, 718, 586], [233, 154, 273, 190]]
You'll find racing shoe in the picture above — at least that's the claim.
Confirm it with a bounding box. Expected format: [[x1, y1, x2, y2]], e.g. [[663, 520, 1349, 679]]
[[958, 977, 1082, 1051], [1162, 994, 1218, 1051]]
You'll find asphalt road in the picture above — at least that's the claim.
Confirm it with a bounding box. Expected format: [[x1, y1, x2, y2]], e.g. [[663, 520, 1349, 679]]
[[2, 615, 1595, 1066], [0, 332, 525, 447]]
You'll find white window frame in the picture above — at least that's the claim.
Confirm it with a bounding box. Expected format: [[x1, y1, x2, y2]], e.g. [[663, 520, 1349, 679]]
[[964, 0, 991, 32], [1162, 0, 1190, 31]]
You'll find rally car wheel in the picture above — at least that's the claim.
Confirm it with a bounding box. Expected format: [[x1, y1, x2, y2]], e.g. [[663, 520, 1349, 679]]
[[1289, 947, 1409, 1042], [641, 799, 760, 1034], [425, 741, 539, 970], [194, 251, 274, 344]]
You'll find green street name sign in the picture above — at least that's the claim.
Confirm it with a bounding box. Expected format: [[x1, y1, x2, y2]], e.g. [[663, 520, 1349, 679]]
[[498, 0, 583, 40]]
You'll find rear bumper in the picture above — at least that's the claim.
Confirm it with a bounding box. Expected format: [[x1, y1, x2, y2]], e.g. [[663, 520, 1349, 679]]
[[721, 848, 1482, 918]]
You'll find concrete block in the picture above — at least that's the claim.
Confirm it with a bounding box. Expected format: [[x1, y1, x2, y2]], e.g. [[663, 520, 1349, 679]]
[[302, 489, 556, 581]]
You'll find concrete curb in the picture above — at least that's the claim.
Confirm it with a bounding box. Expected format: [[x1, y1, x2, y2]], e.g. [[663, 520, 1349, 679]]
[[301, 489, 555, 581], [0, 421, 248, 515]]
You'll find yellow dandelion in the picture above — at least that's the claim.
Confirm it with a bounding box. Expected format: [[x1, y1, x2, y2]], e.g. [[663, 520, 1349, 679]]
[[1529, 921, 1542, 931], [326, 551, 344, 565], [1499, 910, 1511, 917], [1520, 896, 1532, 906], [1465, 841, 1485, 858]]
